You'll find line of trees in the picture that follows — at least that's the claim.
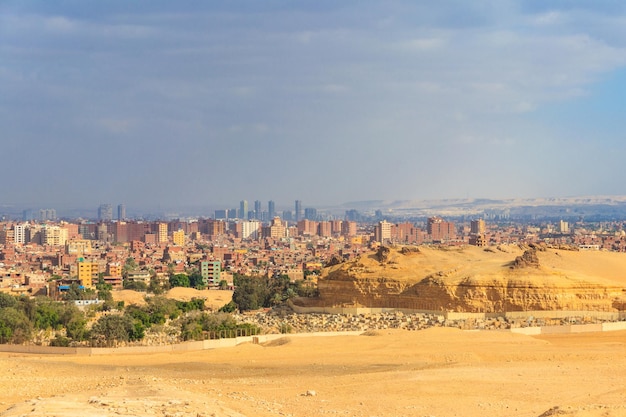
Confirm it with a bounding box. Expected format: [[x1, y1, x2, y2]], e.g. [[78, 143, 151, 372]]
[[230, 274, 319, 312], [0, 291, 258, 347]]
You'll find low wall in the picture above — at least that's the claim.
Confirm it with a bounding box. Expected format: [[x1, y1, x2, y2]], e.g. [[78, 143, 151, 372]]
[[0, 331, 364, 356], [511, 321, 626, 336]]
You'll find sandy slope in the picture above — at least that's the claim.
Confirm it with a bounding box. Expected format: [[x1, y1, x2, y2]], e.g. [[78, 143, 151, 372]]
[[113, 288, 233, 310], [325, 245, 626, 286], [1, 328, 625, 417]]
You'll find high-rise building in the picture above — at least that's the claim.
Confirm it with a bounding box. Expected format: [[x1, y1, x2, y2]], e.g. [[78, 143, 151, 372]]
[[157, 223, 168, 243], [39, 208, 56, 221], [98, 204, 113, 222], [42, 225, 68, 246], [295, 200, 302, 222], [427, 217, 456, 242], [262, 217, 287, 239], [470, 219, 486, 235], [14, 224, 28, 244], [318, 221, 332, 237], [239, 200, 248, 220], [374, 220, 392, 243], [172, 229, 185, 246], [254, 200, 262, 220], [304, 207, 317, 220], [117, 204, 126, 221], [268, 200, 275, 220], [241, 220, 260, 240], [22, 209, 34, 221], [77, 259, 99, 288]]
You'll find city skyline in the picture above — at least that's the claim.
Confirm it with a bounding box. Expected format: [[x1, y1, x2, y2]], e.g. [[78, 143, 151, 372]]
[[1, 1, 625, 208]]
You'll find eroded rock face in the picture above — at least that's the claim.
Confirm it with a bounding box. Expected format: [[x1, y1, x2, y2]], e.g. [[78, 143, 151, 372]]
[[301, 246, 626, 313], [510, 249, 540, 269]]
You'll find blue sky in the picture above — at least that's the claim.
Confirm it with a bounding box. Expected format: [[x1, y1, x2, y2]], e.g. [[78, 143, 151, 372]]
[[1, 1, 625, 210]]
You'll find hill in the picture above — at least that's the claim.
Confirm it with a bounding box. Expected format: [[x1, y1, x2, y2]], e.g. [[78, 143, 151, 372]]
[[295, 244, 626, 313]]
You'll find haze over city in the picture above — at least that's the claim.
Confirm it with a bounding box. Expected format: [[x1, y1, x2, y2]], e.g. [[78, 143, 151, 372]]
[[1, 1, 625, 210]]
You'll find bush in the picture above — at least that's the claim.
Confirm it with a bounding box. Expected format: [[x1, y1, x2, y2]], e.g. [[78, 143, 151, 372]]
[[169, 274, 190, 288], [218, 301, 237, 313], [0, 307, 32, 344], [90, 314, 142, 346], [49, 335, 71, 347]]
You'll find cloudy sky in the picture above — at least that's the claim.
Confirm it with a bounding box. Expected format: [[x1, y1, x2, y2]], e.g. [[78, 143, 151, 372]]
[[1, 1, 625, 211]]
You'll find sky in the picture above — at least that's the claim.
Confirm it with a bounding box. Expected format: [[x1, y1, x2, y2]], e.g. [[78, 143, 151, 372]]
[[1, 0, 626, 211]]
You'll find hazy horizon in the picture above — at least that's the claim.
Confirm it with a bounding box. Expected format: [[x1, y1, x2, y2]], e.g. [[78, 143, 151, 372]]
[[2, 1, 625, 208]]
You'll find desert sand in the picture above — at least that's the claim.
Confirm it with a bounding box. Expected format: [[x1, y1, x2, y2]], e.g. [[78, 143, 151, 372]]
[[113, 288, 234, 310], [1, 328, 625, 417]]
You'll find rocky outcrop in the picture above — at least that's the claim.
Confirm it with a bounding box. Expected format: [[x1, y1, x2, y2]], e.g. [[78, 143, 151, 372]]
[[510, 249, 540, 269], [295, 246, 626, 314]]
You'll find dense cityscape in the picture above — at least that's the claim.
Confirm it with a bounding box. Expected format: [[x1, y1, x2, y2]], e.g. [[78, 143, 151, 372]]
[[2, 198, 626, 300]]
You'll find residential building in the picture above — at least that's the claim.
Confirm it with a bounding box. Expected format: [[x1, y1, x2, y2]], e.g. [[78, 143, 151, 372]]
[[172, 229, 185, 246], [374, 220, 392, 243], [200, 260, 221, 286], [77, 259, 99, 288], [427, 217, 456, 241]]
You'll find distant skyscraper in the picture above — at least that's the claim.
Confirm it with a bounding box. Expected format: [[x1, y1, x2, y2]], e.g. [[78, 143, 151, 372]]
[[98, 204, 113, 222], [239, 200, 249, 220], [117, 204, 126, 221], [39, 208, 56, 221], [295, 200, 302, 222], [22, 209, 34, 221], [304, 207, 317, 220], [254, 200, 262, 220], [268, 200, 276, 219]]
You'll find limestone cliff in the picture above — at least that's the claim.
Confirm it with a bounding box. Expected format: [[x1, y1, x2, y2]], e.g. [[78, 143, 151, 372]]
[[294, 245, 626, 313]]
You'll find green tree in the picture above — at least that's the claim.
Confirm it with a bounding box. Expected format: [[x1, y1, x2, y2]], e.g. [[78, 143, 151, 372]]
[[169, 273, 190, 288], [146, 296, 180, 321], [0, 293, 17, 309], [232, 275, 270, 311], [34, 299, 63, 330], [188, 271, 205, 289], [218, 301, 237, 313], [90, 314, 142, 346], [123, 280, 148, 292], [122, 257, 138, 278], [0, 307, 32, 344]]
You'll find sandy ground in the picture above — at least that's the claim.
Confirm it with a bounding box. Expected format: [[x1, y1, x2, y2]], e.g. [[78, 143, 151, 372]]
[[0, 328, 625, 417], [113, 288, 233, 310]]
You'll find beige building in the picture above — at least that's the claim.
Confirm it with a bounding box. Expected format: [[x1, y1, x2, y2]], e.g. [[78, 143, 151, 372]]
[[172, 229, 185, 246], [43, 225, 69, 246], [157, 223, 168, 243], [77, 259, 99, 288], [374, 220, 392, 243], [66, 239, 93, 256]]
